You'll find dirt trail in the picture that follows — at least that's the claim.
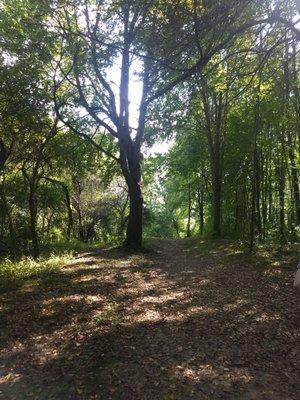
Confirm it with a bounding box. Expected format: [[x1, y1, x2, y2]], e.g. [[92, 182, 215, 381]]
[[0, 238, 299, 399]]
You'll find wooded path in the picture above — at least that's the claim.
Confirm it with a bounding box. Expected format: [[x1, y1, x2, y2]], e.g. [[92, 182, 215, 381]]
[[0, 239, 299, 399]]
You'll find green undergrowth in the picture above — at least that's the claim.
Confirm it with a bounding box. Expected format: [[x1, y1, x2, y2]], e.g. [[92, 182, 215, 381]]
[[181, 236, 299, 268], [40, 239, 105, 257], [1, 237, 298, 294], [0, 252, 74, 293]]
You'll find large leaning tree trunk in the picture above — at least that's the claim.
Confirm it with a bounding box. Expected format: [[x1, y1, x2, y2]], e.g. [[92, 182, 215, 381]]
[[52, 0, 297, 249]]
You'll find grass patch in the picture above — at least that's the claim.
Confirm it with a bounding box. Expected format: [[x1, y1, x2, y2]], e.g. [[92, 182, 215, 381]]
[[92, 301, 123, 325], [186, 237, 299, 269], [0, 253, 74, 292], [40, 239, 104, 257]]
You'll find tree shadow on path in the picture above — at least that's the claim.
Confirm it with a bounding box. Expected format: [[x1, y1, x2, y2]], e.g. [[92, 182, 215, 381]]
[[0, 238, 299, 399]]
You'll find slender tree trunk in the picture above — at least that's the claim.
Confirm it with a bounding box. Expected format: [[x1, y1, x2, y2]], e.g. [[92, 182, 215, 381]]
[[289, 45, 300, 226], [278, 160, 286, 241], [249, 170, 256, 252], [22, 169, 40, 258], [0, 139, 12, 173], [173, 217, 180, 237], [61, 184, 73, 240], [277, 144, 286, 243], [28, 183, 40, 259], [73, 179, 84, 242], [44, 178, 73, 240], [186, 183, 192, 237], [250, 101, 260, 252], [262, 154, 268, 240], [46, 211, 54, 238], [255, 151, 262, 240], [234, 189, 239, 234], [197, 182, 204, 235], [212, 159, 222, 237], [0, 188, 19, 257], [268, 159, 273, 223], [243, 183, 248, 239], [202, 88, 223, 238], [287, 133, 300, 226], [293, 58, 300, 156], [76, 203, 84, 242]]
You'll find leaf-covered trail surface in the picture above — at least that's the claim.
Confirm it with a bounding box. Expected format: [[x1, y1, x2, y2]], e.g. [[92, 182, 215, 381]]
[[0, 238, 299, 399]]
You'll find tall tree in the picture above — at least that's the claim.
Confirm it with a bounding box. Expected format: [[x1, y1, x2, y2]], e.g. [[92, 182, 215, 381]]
[[52, 0, 294, 248]]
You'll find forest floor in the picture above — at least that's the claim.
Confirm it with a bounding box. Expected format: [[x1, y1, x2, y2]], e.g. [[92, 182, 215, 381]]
[[0, 238, 299, 400]]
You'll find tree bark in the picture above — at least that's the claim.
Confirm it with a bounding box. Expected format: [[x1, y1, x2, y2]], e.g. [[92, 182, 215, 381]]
[[121, 146, 143, 248], [62, 184, 73, 240], [125, 180, 143, 248]]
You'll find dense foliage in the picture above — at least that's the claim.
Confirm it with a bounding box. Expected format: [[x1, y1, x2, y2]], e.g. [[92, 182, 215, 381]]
[[0, 0, 299, 258]]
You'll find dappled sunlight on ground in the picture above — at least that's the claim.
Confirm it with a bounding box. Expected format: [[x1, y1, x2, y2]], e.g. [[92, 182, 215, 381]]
[[0, 238, 299, 399]]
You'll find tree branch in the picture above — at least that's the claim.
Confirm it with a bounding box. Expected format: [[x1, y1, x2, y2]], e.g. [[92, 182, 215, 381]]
[[73, 52, 119, 138]]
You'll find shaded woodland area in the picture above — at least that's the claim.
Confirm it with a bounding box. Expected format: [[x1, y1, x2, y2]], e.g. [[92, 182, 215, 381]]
[[0, 1, 300, 399]]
